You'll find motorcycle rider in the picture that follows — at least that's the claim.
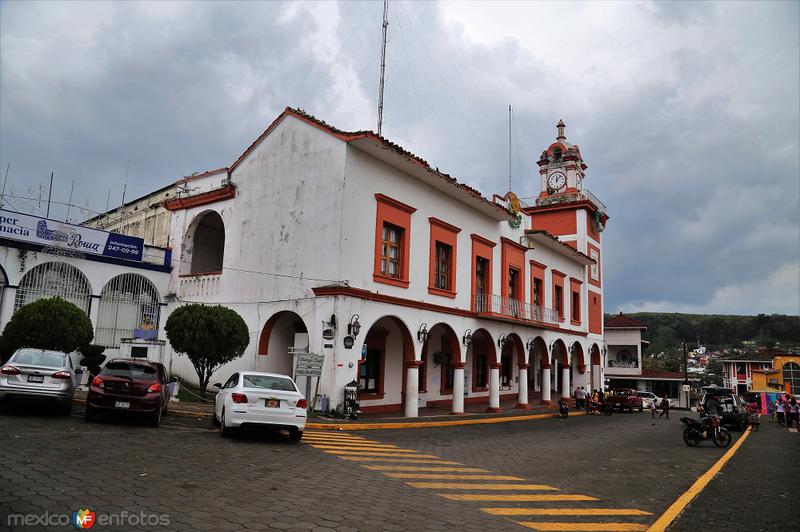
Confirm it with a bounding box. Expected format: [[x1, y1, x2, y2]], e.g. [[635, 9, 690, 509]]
[[699, 396, 722, 438]]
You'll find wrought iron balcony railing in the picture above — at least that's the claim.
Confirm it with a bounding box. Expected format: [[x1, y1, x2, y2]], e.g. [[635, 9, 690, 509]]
[[472, 294, 559, 325]]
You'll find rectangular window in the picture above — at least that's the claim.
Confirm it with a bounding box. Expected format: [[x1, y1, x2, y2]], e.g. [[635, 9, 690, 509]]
[[475, 257, 488, 311], [572, 290, 580, 322], [555, 285, 563, 318], [359, 350, 381, 393], [508, 268, 518, 300], [435, 242, 452, 290], [381, 223, 402, 278], [533, 278, 543, 306], [475, 354, 488, 389]]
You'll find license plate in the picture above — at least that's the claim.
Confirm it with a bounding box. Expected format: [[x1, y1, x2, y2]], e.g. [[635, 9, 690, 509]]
[[266, 399, 279, 408], [27, 375, 44, 383], [114, 401, 130, 409]]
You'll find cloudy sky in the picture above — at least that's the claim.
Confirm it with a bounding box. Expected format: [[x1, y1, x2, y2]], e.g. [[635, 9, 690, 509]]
[[1, 1, 798, 315]]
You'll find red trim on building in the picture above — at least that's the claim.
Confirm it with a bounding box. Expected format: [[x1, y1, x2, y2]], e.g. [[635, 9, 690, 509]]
[[428, 217, 460, 299], [470, 233, 497, 248], [163, 185, 236, 211], [373, 193, 416, 288], [588, 291, 603, 335]]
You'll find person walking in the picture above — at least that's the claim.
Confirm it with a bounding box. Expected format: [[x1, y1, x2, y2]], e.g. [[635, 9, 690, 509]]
[[747, 400, 760, 431], [658, 396, 670, 419], [776, 397, 786, 426], [650, 397, 658, 419], [789, 397, 799, 429]]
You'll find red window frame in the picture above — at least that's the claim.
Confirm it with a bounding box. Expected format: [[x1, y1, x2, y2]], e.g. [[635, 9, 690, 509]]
[[428, 217, 460, 298], [374, 194, 416, 288], [552, 270, 566, 322], [471, 234, 495, 312]]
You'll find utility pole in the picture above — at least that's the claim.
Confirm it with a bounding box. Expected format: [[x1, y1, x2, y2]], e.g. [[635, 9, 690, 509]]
[[66, 179, 75, 223], [46, 171, 54, 218], [0, 163, 10, 209], [508, 104, 512, 192], [376, 0, 389, 136], [683, 340, 689, 409]]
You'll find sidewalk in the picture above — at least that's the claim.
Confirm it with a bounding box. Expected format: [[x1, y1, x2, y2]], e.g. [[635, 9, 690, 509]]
[[72, 390, 585, 429]]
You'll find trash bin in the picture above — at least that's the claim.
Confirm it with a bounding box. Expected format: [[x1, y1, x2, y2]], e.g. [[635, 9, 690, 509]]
[[344, 380, 359, 420], [167, 378, 180, 399]]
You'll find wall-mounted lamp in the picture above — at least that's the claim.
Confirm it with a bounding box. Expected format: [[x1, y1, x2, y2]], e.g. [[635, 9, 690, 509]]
[[417, 323, 429, 344], [348, 314, 361, 338], [526, 337, 535, 353], [497, 333, 507, 348], [569, 342, 577, 355], [462, 329, 472, 346]]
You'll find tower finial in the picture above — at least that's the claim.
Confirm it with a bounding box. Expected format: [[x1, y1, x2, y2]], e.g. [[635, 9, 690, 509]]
[[556, 119, 566, 141]]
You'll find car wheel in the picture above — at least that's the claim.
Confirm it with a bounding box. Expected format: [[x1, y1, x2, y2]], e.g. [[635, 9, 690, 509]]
[[220, 409, 231, 438], [84, 405, 97, 422], [289, 428, 303, 442], [150, 406, 162, 427]]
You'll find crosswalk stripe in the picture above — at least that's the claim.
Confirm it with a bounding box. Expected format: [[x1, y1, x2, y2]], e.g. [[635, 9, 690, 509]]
[[483, 509, 652, 516], [440, 494, 597, 502], [310, 445, 411, 452], [364, 466, 488, 472], [324, 450, 439, 458], [387, 474, 524, 480], [410, 482, 557, 490], [518, 523, 648, 531], [341, 457, 463, 464]]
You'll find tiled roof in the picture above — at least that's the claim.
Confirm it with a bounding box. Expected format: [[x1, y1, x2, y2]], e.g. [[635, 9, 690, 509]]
[[719, 351, 782, 362], [604, 313, 648, 329], [227, 107, 510, 218]]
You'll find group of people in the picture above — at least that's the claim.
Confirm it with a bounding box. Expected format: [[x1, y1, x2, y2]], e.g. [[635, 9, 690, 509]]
[[772, 394, 799, 428], [573, 386, 604, 411], [649, 396, 672, 419]]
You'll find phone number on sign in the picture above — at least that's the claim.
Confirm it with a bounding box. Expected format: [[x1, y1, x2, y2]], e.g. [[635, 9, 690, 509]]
[[106, 245, 139, 254]]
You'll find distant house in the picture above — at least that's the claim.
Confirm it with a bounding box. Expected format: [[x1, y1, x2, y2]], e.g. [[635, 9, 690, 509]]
[[604, 313, 698, 407], [720, 350, 800, 395]]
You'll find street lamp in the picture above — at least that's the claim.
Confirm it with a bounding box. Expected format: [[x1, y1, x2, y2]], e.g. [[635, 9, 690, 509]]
[[417, 323, 429, 344], [347, 315, 361, 338], [462, 329, 472, 346]]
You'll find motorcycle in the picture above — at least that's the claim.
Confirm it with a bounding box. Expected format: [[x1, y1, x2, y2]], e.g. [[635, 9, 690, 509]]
[[586, 401, 613, 416], [680, 414, 732, 448], [559, 401, 569, 418]]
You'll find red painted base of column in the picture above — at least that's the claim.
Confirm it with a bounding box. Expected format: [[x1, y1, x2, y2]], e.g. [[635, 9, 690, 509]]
[[485, 407, 502, 413], [450, 411, 466, 416], [515, 403, 531, 410], [540, 400, 551, 405]]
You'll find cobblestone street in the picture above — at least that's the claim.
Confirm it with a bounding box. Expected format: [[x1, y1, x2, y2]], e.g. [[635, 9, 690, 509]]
[[1, 405, 796, 531]]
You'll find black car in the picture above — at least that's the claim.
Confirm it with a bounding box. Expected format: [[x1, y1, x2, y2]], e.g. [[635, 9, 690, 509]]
[[700, 386, 748, 431]]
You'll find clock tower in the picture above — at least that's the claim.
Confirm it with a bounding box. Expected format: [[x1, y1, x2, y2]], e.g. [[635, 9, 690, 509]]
[[538, 120, 588, 197]]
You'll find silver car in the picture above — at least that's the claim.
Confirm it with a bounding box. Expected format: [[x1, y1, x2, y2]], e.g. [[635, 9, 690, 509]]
[[0, 348, 78, 414]]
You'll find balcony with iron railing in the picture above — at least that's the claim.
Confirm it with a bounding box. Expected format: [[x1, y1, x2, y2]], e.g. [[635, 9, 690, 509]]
[[472, 293, 559, 326], [528, 189, 607, 216]]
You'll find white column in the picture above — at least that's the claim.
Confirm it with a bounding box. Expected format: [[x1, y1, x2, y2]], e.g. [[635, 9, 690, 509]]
[[451, 363, 465, 414], [562, 366, 571, 403], [517, 365, 529, 409], [404, 362, 420, 418], [541, 367, 551, 404], [487, 364, 501, 412], [591, 364, 601, 392]]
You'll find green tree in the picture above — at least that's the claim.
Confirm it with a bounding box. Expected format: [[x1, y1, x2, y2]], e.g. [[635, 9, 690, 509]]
[[165, 304, 250, 397], [0, 297, 93, 357]]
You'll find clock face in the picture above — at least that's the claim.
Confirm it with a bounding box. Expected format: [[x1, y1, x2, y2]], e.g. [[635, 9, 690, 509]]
[[548, 173, 566, 191]]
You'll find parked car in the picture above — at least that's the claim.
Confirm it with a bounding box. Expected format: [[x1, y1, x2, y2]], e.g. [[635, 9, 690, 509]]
[[0, 348, 78, 414], [213, 372, 307, 440], [605, 388, 644, 412], [85, 359, 170, 426], [700, 386, 748, 431]]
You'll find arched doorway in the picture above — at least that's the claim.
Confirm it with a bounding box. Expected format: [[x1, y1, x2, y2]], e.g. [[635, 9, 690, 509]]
[[551, 339, 568, 395], [420, 323, 461, 407], [359, 316, 414, 414], [14, 262, 92, 314], [527, 336, 549, 401], [181, 210, 225, 275], [502, 333, 526, 408], [257, 311, 309, 376], [589, 344, 602, 392], [466, 328, 495, 408], [570, 341, 587, 397], [95, 273, 161, 348]]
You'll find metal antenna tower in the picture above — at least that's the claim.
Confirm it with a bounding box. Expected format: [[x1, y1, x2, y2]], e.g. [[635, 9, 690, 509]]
[[377, 0, 389, 136], [508, 104, 512, 192]]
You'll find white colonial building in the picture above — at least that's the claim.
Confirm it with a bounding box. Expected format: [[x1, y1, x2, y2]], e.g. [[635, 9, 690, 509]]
[[157, 108, 610, 417]]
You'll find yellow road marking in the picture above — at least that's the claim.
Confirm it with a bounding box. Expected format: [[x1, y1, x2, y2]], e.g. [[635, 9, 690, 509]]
[[341, 457, 463, 464], [306, 411, 587, 431], [311, 445, 411, 452], [302, 436, 371, 442], [483, 509, 652, 516], [520, 523, 648, 531], [387, 474, 524, 480], [304, 439, 385, 445], [324, 450, 438, 458], [647, 427, 751, 531], [441, 494, 597, 502], [410, 482, 557, 490], [365, 466, 487, 472]]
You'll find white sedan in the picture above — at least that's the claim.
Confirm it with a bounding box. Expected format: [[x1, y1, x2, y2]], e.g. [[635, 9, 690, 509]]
[[212, 372, 307, 440]]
